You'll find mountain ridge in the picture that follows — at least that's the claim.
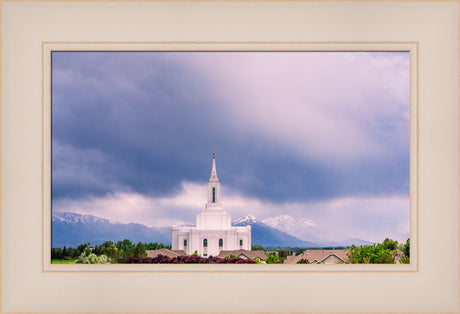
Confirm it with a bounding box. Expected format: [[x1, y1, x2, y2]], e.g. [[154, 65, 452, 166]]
[[51, 212, 371, 248]]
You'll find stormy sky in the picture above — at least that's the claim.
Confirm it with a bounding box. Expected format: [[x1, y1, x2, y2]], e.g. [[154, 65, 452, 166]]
[[51, 51, 410, 242]]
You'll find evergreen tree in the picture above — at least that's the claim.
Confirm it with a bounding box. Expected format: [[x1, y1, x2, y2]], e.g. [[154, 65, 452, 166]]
[[403, 238, 410, 258], [251, 244, 264, 251], [382, 238, 398, 251], [67, 247, 75, 258], [134, 242, 147, 257]]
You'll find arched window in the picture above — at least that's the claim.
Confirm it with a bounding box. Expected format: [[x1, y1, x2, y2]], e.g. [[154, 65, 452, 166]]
[[219, 239, 223, 247], [212, 187, 216, 202], [203, 239, 208, 247], [239, 239, 243, 246]]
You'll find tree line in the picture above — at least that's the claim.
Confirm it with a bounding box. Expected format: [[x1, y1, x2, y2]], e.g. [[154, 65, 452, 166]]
[[52, 238, 410, 264], [348, 238, 410, 264], [51, 239, 172, 263], [251, 238, 410, 264]]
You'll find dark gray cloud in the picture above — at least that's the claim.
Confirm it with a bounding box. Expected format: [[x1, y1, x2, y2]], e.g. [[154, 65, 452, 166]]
[[51, 51, 409, 204]]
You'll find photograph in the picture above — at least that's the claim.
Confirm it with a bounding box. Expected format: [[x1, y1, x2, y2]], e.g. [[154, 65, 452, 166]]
[[50, 51, 411, 265], [2, 0, 458, 312]]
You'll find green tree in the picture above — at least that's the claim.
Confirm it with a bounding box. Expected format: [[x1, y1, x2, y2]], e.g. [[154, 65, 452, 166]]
[[104, 244, 119, 261], [116, 239, 135, 257], [145, 242, 158, 250], [94, 245, 104, 255], [117, 248, 133, 261], [76, 242, 90, 255], [297, 258, 310, 264], [51, 248, 63, 259], [251, 244, 264, 251], [67, 247, 75, 258], [102, 241, 114, 248], [400, 256, 410, 264], [134, 242, 147, 257], [348, 243, 395, 264], [403, 238, 410, 258], [382, 238, 398, 251], [266, 254, 281, 264]]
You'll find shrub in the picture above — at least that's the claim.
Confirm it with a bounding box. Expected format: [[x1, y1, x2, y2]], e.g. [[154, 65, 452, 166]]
[[125, 254, 256, 264], [75, 253, 110, 264], [297, 258, 310, 264], [400, 256, 410, 264], [266, 254, 281, 264], [348, 243, 395, 264]]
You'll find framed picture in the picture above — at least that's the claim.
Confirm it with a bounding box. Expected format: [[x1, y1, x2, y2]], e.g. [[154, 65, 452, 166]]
[[43, 44, 417, 273], [1, 0, 458, 313]]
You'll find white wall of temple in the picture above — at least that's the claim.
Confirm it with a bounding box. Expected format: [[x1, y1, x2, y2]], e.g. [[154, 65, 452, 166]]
[[196, 210, 232, 230], [233, 226, 251, 251], [171, 226, 251, 257], [171, 227, 193, 255]]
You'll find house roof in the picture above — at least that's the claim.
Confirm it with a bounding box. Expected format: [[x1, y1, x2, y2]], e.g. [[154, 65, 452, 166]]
[[284, 249, 350, 264], [284, 255, 299, 264], [217, 250, 267, 261], [146, 249, 186, 258]]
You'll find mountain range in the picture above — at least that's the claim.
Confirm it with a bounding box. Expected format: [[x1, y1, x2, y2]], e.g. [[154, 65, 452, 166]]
[[51, 212, 371, 248], [52, 212, 170, 248]]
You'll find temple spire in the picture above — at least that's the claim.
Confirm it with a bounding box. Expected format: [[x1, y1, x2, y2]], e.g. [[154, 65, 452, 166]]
[[210, 152, 219, 182]]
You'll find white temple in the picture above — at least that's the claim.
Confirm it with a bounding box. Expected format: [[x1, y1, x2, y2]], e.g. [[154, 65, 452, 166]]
[[171, 153, 251, 257]]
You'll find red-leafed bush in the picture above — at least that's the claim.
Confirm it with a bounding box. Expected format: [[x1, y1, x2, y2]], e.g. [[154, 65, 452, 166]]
[[125, 254, 256, 264]]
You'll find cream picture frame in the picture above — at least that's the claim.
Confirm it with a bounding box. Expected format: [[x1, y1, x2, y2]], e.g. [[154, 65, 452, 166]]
[[1, 0, 459, 313]]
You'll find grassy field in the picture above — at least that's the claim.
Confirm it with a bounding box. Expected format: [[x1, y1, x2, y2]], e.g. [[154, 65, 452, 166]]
[[51, 259, 76, 264]]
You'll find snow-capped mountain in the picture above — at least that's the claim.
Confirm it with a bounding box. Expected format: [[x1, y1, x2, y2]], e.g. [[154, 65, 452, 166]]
[[52, 212, 122, 225], [52, 212, 170, 248], [51, 212, 371, 249], [261, 214, 371, 247], [263, 214, 315, 229], [232, 215, 257, 225], [262, 215, 322, 242], [232, 215, 316, 247]]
